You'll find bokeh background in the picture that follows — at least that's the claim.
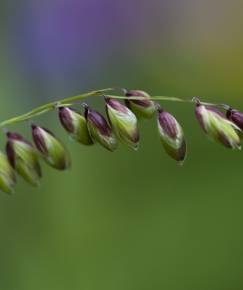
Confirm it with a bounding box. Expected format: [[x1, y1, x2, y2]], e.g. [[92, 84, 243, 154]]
[[1, 1, 243, 289]]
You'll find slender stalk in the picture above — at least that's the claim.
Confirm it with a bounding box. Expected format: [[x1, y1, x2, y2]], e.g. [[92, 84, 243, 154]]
[[0, 88, 112, 128], [107, 95, 219, 107], [0, 88, 221, 129]]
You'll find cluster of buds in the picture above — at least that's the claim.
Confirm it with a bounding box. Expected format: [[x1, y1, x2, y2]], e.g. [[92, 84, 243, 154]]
[[1, 127, 70, 193], [1, 89, 243, 194]]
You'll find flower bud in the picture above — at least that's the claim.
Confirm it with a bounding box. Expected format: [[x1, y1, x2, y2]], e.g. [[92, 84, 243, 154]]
[[105, 98, 139, 150], [124, 89, 156, 119], [84, 105, 118, 151], [157, 108, 186, 162], [195, 104, 241, 149], [0, 151, 16, 194], [226, 108, 243, 131], [6, 132, 42, 186], [58, 107, 93, 145], [31, 125, 71, 170]]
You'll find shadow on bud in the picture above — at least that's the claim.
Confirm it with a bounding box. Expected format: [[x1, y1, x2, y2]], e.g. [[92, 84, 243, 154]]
[[195, 104, 241, 149], [32, 125, 71, 170], [157, 108, 186, 163], [0, 151, 16, 194], [84, 105, 118, 152], [124, 89, 156, 119], [105, 98, 139, 150], [59, 107, 93, 145], [226, 108, 243, 131], [6, 132, 42, 186]]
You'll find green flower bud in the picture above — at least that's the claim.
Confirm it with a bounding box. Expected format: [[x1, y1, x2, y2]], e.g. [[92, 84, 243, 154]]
[[124, 89, 156, 119], [195, 104, 241, 149], [84, 105, 118, 152], [157, 108, 186, 163], [59, 107, 93, 145], [6, 132, 42, 186], [0, 151, 16, 194], [105, 98, 139, 150], [32, 125, 71, 170]]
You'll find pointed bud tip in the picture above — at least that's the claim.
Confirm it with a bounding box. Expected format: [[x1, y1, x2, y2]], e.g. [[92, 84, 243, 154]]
[[192, 96, 201, 106], [6, 132, 22, 140], [132, 144, 139, 151], [121, 88, 128, 95], [58, 107, 66, 114], [104, 97, 110, 103], [157, 106, 164, 113], [82, 103, 89, 110], [177, 160, 185, 167], [1, 188, 15, 195]]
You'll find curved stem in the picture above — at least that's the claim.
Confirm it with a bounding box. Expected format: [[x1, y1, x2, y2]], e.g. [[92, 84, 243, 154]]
[[0, 88, 221, 129], [0, 88, 112, 128], [107, 95, 219, 107]]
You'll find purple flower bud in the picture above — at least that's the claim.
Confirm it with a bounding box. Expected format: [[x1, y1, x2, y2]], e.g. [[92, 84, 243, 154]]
[[32, 125, 71, 170], [105, 98, 139, 150], [6, 132, 42, 186], [195, 104, 241, 149], [84, 106, 118, 151], [226, 108, 243, 131], [59, 107, 93, 145], [157, 108, 186, 162], [124, 89, 156, 119]]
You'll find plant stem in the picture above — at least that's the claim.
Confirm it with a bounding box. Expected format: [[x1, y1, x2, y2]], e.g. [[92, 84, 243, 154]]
[[0, 88, 112, 128], [107, 95, 219, 107], [0, 88, 220, 129]]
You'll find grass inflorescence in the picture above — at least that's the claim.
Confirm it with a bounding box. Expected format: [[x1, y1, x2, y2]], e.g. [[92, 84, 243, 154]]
[[0, 88, 242, 194]]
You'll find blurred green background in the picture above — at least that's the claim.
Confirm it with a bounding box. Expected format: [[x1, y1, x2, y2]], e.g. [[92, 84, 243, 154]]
[[1, 1, 243, 289]]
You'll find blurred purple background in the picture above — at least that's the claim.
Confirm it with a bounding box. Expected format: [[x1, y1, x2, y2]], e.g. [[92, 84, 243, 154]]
[[2, 0, 242, 103]]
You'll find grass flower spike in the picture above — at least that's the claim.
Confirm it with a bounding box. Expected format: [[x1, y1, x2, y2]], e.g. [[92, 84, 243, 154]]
[[0, 87, 243, 193]]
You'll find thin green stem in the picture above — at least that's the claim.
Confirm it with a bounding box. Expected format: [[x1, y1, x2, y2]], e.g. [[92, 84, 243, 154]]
[[0, 88, 112, 128], [0, 88, 221, 129], [107, 95, 219, 107]]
